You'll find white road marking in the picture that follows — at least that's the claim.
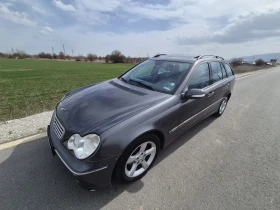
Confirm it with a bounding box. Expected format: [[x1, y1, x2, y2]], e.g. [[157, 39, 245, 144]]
[[236, 69, 272, 80]]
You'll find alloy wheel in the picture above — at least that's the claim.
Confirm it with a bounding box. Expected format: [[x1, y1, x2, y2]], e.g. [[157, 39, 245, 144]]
[[125, 141, 156, 178], [219, 98, 228, 114]]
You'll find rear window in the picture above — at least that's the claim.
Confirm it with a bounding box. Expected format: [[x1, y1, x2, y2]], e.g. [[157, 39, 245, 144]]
[[210, 62, 223, 83], [223, 63, 234, 76]]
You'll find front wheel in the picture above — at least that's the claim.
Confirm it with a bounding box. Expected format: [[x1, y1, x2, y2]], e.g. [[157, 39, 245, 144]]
[[115, 134, 160, 182], [214, 97, 228, 117]]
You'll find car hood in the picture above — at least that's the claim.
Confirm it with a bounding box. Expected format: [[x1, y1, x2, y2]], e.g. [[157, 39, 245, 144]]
[[56, 79, 170, 136]]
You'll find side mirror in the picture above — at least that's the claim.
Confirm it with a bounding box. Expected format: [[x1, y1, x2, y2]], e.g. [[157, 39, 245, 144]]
[[182, 89, 205, 100]]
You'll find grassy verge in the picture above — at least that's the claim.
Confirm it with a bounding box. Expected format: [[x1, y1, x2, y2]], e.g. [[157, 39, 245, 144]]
[[0, 59, 133, 121]]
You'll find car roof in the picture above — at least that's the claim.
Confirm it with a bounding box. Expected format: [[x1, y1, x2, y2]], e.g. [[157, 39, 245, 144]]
[[150, 54, 226, 63]]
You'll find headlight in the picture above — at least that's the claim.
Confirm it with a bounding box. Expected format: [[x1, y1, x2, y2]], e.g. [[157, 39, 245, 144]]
[[67, 134, 100, 159]]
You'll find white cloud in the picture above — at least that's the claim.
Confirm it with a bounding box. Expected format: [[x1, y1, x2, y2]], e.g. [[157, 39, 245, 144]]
[[0, 2, 36, 27], [52, 0, 76, 12], [40, 26, 53, 36], [121, 0, 191, 21], [177, 5, 280, 45], [32, 5, 46, 15], [72, 0, 128, 25], [5, 2, 13, 7], [75, 0, 124, 12]]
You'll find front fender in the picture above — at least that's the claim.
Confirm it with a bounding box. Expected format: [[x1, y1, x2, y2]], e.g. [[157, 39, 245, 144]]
[[97, 95, 180, 158]]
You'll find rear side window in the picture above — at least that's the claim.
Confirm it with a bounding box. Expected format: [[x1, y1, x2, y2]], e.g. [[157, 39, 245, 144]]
[[210, 62, 223, 83], [188, 63, 210, 89], [223, 63, 234, 76], [220, 62, 227, 78]]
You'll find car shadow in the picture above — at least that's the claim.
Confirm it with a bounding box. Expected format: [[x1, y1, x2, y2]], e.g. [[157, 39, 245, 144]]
[[0, 116, 216, 209]]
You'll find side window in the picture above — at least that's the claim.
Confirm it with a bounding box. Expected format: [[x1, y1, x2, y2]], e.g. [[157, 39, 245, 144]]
[[220, 62, 227, 78], [188, 63, 210, 89], [223, 63, 234, 76], [210, 62, 223, 83]]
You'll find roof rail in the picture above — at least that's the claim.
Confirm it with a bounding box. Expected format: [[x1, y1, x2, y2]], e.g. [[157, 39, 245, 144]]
[[153, 54, 166, 58], [196, 55, 224, 60]]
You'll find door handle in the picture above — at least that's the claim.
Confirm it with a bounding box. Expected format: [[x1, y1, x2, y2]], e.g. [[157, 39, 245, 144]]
[[207, 91, 214, 97]]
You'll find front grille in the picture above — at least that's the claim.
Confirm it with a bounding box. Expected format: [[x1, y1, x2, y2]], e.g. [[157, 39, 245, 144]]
[[53, 114, 65, 140]]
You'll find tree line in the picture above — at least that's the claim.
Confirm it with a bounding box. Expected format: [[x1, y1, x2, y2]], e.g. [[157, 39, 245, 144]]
[[0, 50, 147, 64], [230, 57, 269, 66]]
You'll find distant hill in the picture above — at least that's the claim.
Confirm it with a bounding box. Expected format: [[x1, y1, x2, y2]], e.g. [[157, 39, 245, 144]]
[[241, 53, 280, 62]]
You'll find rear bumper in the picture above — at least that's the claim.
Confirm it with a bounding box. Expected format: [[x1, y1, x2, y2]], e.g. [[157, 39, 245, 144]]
[[47, 125, 119, 191]]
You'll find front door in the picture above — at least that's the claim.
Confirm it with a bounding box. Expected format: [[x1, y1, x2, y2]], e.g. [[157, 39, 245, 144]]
[[173, 62, 213, 135]]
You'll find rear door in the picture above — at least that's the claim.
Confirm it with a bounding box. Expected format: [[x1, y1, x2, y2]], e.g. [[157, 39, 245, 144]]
[[208, 61, 229, 106], [222, 62, 235, 91]]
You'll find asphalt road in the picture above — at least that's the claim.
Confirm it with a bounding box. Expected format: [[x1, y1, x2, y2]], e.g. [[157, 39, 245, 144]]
[[1, 68, 280, 210]]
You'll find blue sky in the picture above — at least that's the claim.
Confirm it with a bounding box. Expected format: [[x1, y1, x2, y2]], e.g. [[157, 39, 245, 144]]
[[1, 0, 280, 58]]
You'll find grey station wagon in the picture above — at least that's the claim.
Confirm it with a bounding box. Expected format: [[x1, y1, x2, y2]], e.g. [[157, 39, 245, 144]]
[[47, 54, 235, 191]]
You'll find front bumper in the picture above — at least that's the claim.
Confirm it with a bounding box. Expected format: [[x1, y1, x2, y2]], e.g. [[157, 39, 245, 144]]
[[47, 124, 119, 191]]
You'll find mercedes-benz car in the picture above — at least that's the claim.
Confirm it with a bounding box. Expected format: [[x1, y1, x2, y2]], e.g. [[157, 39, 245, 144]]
[[47, 54, 235, 191]]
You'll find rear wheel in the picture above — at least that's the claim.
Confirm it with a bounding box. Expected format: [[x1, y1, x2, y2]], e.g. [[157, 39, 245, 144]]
[[115, 134, 160, 182], [215, 97, 228, 117]]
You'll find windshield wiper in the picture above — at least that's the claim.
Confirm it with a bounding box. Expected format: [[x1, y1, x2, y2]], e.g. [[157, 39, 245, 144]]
[[129, 79, 155, 91], [119, 77, 128, 83]]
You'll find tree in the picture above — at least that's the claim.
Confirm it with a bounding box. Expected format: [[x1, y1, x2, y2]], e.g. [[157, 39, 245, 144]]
[[255, 59, 266, 66], [109, 50, 125, 63], [13, 50, 27, 59], [105, 55, 110, 63], [87, 53, 97, 62], [75, 55, 84, 61], [230, 57, 243, 67], [125, 56, 132, 63], [38, 52, 46, 58], [45, 53, 52, 59], [59, 51, 65, 59]]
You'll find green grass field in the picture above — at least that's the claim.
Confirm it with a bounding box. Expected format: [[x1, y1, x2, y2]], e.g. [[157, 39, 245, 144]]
[[0, 59, 133, 121]]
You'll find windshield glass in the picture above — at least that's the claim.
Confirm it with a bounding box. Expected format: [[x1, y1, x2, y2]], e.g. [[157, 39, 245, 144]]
[[121, 60, 192, 94]]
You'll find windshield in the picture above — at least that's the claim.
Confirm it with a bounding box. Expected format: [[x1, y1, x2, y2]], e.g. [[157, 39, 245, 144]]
[[120, 60, 192, 94]]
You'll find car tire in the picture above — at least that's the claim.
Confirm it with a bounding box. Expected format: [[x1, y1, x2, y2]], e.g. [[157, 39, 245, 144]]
[[115, 133, 160, 183], [214, 97, 228, 117]]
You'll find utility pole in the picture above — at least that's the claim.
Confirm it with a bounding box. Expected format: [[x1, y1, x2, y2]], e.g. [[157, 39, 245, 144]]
[[52, 47, 54, 55], [72, 49, 73, 56], [62, 44, 65, 55]]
